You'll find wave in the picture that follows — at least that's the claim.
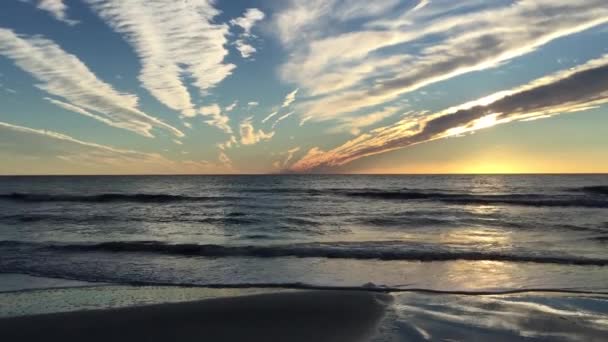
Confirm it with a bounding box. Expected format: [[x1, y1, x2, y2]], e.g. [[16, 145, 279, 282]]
[[356, 216, 453, 227], [0, 193, 243, 203], [2, 240, 607, 266], [0, 213, 260, 225], [344, 190, 608, 208], [2, 186, 607, 208], [4, 272, 607, 296], [577, 186, 608, 196]]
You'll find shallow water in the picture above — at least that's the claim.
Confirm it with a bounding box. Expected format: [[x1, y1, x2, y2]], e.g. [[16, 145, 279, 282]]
[[0, 175, 607, 292]]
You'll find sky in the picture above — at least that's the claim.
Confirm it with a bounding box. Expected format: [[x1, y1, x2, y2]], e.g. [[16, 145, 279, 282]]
[[0, 0, 607, 175]]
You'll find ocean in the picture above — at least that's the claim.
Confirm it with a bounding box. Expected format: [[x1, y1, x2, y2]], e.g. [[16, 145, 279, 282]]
[[0, 174, 607, 291], [1, 175, 607, 340]]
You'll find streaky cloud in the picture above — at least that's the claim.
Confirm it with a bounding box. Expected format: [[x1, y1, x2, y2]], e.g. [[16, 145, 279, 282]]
[[282, 88, 299, 108], [273, 146, 301, 170], [276, 0, 608, 123], [328, 106, 401, 135], [261, 110, 279, 124], [290, 55, 608, 172], [0, 28, 183, 138], [260, 89, 298, 125], [0, 121, 228, 174], [411, 0, 430, 12], [35, 0, 78, 25], [85, 0, 234, 118], [272, 111, 295, 129]]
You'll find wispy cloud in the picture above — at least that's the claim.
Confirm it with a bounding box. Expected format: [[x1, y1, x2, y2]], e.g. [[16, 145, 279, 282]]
[[230, 8, 265, 59], [199, 104, 232, 133], [328, 106, 401, 135], [35, 0, 78, 25], [218, 151, 234, 170], [261, 110, 279, 124], [0, 28, 183, 138], [276, 0, 608, 123], [234, 40, 257, 59], [231, 8, 265, 34], [248, 101, 259, 107], [281, 88, 299, 108], [273, 146, 301, 170], [274, 0, 399, 44], [272, 111, 295, 129], [259, 89, 299, 124], [85, 0, 234, 118], [225, 101, 238, 112], [0, 120, 229, 174], [411, 0, 430, 12], [240, 118, 274, 145], [290, 54, 608, 172], [218, 135, 237, 150]]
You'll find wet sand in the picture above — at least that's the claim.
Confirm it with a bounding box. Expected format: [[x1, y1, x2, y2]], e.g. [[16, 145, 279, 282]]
[[0, 290, 391, 342]]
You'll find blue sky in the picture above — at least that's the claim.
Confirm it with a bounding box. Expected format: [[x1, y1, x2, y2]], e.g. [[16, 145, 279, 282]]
[[1, 0, 607, 174]]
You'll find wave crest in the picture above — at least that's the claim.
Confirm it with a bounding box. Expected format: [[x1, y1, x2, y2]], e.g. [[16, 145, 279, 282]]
[[0, 193, 241, 203], [2, 240, 606, 266]]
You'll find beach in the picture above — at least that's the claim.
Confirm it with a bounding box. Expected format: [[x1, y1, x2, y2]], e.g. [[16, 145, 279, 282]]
[[2, 279, 608, 341], [0, 289, 390, 342]]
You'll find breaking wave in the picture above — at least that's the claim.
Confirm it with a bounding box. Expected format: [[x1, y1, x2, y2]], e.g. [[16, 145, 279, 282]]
[[2, 240, 607, 266]]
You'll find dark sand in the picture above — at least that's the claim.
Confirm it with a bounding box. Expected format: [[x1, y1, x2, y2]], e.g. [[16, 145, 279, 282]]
[[0, 290, 391, 342]]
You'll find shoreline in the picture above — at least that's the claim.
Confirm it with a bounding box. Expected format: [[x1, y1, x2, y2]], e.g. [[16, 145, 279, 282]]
[[1, 280, 607, 341], [2, 272, 607, 297]]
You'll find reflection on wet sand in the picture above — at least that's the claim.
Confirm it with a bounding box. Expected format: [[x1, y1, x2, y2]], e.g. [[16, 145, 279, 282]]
[[380, 292, 608, 341]]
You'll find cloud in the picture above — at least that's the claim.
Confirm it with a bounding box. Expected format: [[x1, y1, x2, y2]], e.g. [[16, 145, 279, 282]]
[[234, 39, 257, 58], [273, 146, 301, 170], [274, 0, 399, 44], [44, 97, 152, 134], [299, 116, 312, 126], [261, 110, 279, 124], [199, 104, 232, 133], [35, 0, 78, 25], [230, 8, 265, 35], [85, 0, 234, 117], [290, 54, 608, 172], [218, 151, 233, 170], [258, 89, 299, 124], [411, 0, 430, 12], [240, 118, 274, 145], [272, 111, 295, 129], [275, 0, 608, 123], [0, 28, 183, 138], [281, 88, 299, 108], [248, 101, 259, 107], [230, 8, 265, 59], [0, 121, 229, 174], [328, 106, 401, 135], [218, 135, 237, 150], [225, 101, 238, 112]]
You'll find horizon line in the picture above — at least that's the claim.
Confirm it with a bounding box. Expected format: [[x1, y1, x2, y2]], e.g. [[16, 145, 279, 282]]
[[1, 173, 607, 177]]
